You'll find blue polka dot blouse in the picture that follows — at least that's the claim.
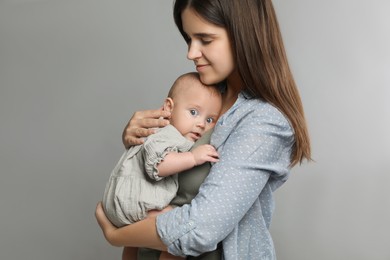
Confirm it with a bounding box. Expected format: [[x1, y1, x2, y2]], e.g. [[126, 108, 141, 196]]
[[157, 91, 294, 259]]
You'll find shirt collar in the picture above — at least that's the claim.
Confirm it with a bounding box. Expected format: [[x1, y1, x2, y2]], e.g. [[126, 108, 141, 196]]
[[217, 81, 253, 99]]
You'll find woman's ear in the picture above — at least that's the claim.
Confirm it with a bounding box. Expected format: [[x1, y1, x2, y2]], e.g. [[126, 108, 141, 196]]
[[163, 97, 174, 112]]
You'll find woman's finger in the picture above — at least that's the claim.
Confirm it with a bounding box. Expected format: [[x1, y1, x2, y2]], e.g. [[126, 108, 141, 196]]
[[141, 118, 170, 129], [132, 109, 171, 123], [122, 109, 171, 147]]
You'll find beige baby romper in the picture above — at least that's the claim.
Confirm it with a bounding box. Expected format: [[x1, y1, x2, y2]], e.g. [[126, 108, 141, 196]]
[[102, 124, 193, 227]]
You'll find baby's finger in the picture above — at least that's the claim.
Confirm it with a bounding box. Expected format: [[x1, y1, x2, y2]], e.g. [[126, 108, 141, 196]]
[[207, 155, 220, 162]]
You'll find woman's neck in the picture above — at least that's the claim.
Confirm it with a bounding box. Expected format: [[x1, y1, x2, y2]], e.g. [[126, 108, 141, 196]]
[[221, 88, 238, 114], [221, 70, 242, 114]]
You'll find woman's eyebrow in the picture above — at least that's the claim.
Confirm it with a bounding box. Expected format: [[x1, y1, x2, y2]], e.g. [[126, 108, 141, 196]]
[[192, 33, 217, 38]]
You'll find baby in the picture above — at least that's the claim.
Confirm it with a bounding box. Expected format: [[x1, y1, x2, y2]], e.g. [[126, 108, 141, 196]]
[[102, 72, 222, 259]]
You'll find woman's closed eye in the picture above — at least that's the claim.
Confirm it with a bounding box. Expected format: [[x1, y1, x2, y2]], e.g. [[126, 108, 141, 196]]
[[183, 31, 215, 46], [200, 38, 212, 45]]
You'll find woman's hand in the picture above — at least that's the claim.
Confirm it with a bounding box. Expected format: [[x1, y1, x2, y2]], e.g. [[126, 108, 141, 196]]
[[122, 109, 171, 148], [95, 202, 117, 246], [95, 202, 168, 250]]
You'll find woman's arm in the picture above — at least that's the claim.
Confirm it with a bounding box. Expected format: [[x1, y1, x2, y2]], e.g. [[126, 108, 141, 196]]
[[122, 109, 171, 148], [95, 102, 293, 256], [156, 103, 294, 256], [95, 202, 167, 251]]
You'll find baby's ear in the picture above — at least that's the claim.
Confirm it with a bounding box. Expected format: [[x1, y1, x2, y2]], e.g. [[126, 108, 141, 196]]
[[163, 97, 174, 112]]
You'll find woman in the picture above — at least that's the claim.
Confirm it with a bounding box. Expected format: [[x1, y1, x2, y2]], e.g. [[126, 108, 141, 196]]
[[96, 0, 311, 259]]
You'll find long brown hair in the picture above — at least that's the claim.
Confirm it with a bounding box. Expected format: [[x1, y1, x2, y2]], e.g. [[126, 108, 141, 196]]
[[174, 0, 311, 166]]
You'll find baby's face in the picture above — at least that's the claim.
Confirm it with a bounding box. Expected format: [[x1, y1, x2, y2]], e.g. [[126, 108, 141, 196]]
[[170, 85, 222, 142]]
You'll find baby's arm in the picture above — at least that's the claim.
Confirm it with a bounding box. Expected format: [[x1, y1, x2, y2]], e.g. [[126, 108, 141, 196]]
[[157, 144, 219, 177]]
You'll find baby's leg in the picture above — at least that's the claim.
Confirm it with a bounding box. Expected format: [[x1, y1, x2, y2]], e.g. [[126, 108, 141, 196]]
[[122, 247, 138, 260], [159, 251, 185, 260]]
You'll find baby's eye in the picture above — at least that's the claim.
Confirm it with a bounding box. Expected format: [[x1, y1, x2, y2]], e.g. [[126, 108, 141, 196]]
[[190, 109, 199, 116], [206, 118, 214, 124]]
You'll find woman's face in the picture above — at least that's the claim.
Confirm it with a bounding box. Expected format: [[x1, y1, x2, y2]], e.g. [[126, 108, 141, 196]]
[[181, 8, 236, 85]]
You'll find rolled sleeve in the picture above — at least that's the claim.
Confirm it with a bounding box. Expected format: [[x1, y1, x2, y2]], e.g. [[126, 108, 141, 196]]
[[157, 205, 197, 256]]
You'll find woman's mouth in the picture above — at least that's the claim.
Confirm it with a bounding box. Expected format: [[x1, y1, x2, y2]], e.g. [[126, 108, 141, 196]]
[[196, 64, 208, 72]]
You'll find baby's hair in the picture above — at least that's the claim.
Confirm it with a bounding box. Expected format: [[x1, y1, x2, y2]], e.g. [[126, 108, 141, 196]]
[[168, 72, 221, 99]]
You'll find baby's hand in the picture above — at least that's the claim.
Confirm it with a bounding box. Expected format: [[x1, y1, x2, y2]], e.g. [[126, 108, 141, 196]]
[[191, 144, 219, 166]]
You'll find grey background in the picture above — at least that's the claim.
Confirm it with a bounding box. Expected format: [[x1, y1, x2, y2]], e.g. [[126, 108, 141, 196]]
[[0, 0, 389, 259]]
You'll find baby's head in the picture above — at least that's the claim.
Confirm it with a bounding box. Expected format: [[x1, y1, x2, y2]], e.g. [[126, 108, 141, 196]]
[[164, 72, 222, 142]]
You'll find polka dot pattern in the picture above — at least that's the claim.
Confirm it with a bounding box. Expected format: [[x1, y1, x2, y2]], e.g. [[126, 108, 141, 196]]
[[157, 93, 294, 259]]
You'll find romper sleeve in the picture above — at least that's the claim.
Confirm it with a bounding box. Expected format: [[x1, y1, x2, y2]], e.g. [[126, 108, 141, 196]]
[[156, 104, 294, 256], [142, 125, 193, 181]]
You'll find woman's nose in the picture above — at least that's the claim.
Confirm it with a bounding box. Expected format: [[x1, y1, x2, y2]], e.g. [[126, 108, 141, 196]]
[[187, 43, 201, 60]]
